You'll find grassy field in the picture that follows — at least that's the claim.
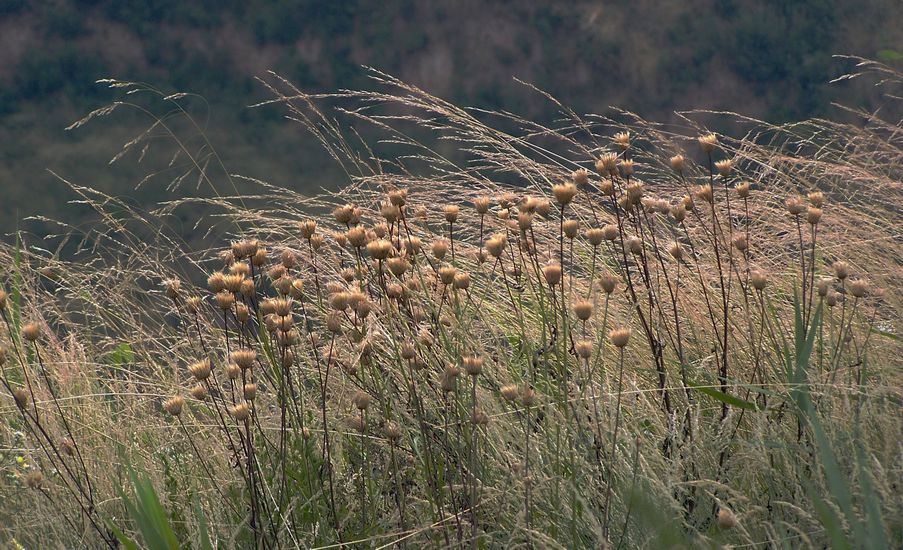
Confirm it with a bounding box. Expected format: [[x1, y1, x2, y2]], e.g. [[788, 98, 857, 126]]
[[0, 59, 901, 548]]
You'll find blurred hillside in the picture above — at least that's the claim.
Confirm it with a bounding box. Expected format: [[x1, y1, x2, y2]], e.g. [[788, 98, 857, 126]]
[[0, 0, 900, 239]]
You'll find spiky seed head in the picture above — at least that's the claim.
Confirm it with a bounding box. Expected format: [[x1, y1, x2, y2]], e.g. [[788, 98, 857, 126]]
[[386, 257, 409, 277], [346, 227, 368, 248], [367, 239, 393, 261], [330, 292, 350, 311], [403, 236, 422, 256], [543, 263, 562, 286], [833, 261, 850, 280], [388, 188, 408, 207], [310, 234, 325, 252], [786, 196, 805, 216], [352, 390, 372, 411], [221, 274, 244, 294], [280, 249, 296, 269], [230, 403, 250, 422], [572, 168, 590, 186], [826, 291, 839, 307], [681, 193, 695, 211], [518, 211, 534, 231], [698, 133, 717, 154], [188, 359, 211, 381], [190, 384, 208, 400], [453, 272, 471, 290], [238, 383, 256, 401], [400, 342, 417, 361], [289, 279, 304, 300], [486, 234, 507, 258], [471, 408, 490, 426], [609, 327, 632, 348], [732, 235, 748, 252], [613, 131, 630, 150], [381, 203, 401, 223], [251, 247, 268, 267], [562, 219, 579, 239], [22, 323, 40, 342], [716, 508, 737, 529], [596, 152, 619, 176], [271, 297, 293, 316], [585, 228, 605, 246], [670, 154, 685, 173], [163, 395, 185, 416], [808, 191, 824, 207], [432, 238, 449, 260], [575, 340, 594, 359], [627, 236, 643, 255], [714, 159, 732, 176], [620, 159, 635, 177], [12, 387, 29, 409], [668, 241, 684, 261], [24, 470, 44, 489], [326, 312, 343, 334], [215, 291, 235, 310], [750, 270, 768, 291], [552, 182, 577, 206], [163, 278, 181, 300], [520, 388, 538, 407], [438, 265, 457, 285], [497, 208, 510, 220], [816, 278, 831, 297], [806, 207, 822, 225], [443, 204, 460, 223], [500, 384, 519, 402], [383, 422, 402, 441], [440, 367, 459, 393], [333, 204, 354, 224], [600, 272, 618, 294], [602, 224, 619, 242], [225, 363, 241, 380], [573, 300, 593, 321], [736, 182, 750, 198], [472, 196, 491, 215], [231, 350, 257, 370], [849, 279, 868, 298], [267, 264, 287, 282], [463, 355, 484, 376], [535, 198, 551, 217], [695, 184, 714, 204]]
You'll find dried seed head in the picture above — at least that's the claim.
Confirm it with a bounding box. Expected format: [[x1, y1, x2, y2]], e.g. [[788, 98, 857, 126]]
[[600, 272, 618, 294], [486, 234, 507, 258], [609, 327, 632, 348], [716, 508, 737, 529], [597, 152, 619, 176], [517, 211, 534, 231], [333, 204, 355, 224], [833, 261, 850, 280], [405, 236, 422, 255], [806, 207, 822, 225], [225, 363, 241, 380], [60, 438, 75, 457], [230, 403, 250, 422], [535, 198, 551, 217], [520, 388, 538, 407], [310, 234, 325, 252], [443, 204, 460, 224], [474, 196, 491, 214], [22, 323, 40, 342], [13, 387, 29, 409], [463, 355, 484, 376], [190, 384, 208, 400], [383, 422, 402, 442], [163, 395, 185, 416], [670, 154, 685, 173], [695, 184, 714, 204], [367, 239, 393, 261], [714, 159, 732, 177], [849, 279, 868, 298], [562, 219, 579, 239], [326, 312, 343, 334], [698, 133, 718, 154], [471, 408, 490, 426], [585, 228, 605, 247], [24, 470, 44, 489], [808, 191, 824, 207], [614, 131, 631, 150], [786, 196, 805, 216], [750, 270, 768, 291], [188, 359, 212, 381], [500, 384, 520, 402], [826, 291, 839, 307], [732, 234, 748, 252], [388, 188, 408, 207], [453, 272, 471, 290], [543, 263, 562, 286], [627, 236, 643, 255], [207, 272, 226, 292], [163, 278, 181, 300], [251, 247, 268, 267], [280, 249, 296, 269], [736, 182, 750, 198], [387, 257, 410, 277], [346, 227, 368, 248], [816, 278, 831, 297], [215, 291, 235, 310], [668, 241, 684, 261], [381, 203, 401, 223], [432, 238, 449, 260], [602, 224, 619, 241], [438, 265, 457, 285], [352, 391, 372, 410], [573, 300, 593, 321], [230, 350, 257, 370], [440, 366, 459, 393], [620, 159, 635, 177], [575, 340, 594, 359], [552, 182, 577, 206], [572, 168, 590, 186]]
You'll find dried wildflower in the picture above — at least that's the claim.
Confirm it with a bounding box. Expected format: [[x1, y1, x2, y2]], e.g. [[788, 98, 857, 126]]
[[668, 241, 684, 261], [453, 272, 471, 290], [670, 154, 685, 173], [22, 323, 40, 342], [572, 168, 590, 186], [163, 278, 181, 300], [600, 272, 618, 294], [190, 384, 208, 401], [463, 355, 484, 376], [620, 159, 635, 177], [736, 182, 750, 198], [609, 327, 632, 348], [786, 196, 805, 216], [520, 388, 538, 407], [833, 261, 850, 281], [714, 159, 732, 176], [381, 203, 401, 223], [535, 198, 551, 217], [471, 408, 490, 426], [443, 204, 460, 223], [602, 224, 619, 241], [500, 384, 520, 402], [24, 470, 44, 489], [383, 422, 402, 442], [695, 184, 714, 204], [614, 131, 630, 150], [573, 300, 593, 321], [60, 438, 75, 457], [732, 234, 748, 252], [438, 265, 457, 285], [575, 340, 594, 359], [826, 291, 839, 307], [486, 234, 507, 258], [388, 188, 408, 207], [346, 227, 368, 248], [231, 350, 257, 370], [816, 278, 831, 297], [716, 508, 737, 529], [387, 257, 410, 277], [597, 152, 619, 176], [627, 236, 643, 255], [563, 219, 579, 239], [326, 312, 343, 334], [280, 250, 296, 269], [806, 207, 822, 225], [750, 270, 768, 291], [698, 133, 718, 154], [808, 191, 824, 207], [518, 211, 534, 231], [215, 291, 235, 310], [432, 238, 449, 260], [849, 279, 868, 298], [552, 182, 577, 206], [440, 365, 459, 393], [225, 363, 241, 380], [12, 387, 29, 410], [251, 247, 268, 267], [188, 359, 211, 381], [352, 391, 372, 411], [585, 228, 605, 246], [230, 403, 250, 422], [542, 263, 562, 286], [163, 395, 185, 416]]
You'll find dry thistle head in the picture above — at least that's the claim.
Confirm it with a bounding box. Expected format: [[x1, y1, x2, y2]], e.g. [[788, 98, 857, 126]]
[[736, 182, 750, 198], [230, 402, 251, 422], [188, 359, 212, 381], [333, 204, 355, 224], [833, 261, 850, 280], [225, 363, 241, 380], [185, 296, 202, 314], [163, 395, 185, 416], [471, 408, 490, 426], [562, 219, 579, 239], [367, 239, 393, 261], [383, 421, 402, 442], [251, 247, 268, 267], [627, 236, 643, 255], [614, 131, 630, 150], [670, 154, 685, 173], [230, 349, 257, 370], [620, 159, 635, 177], [190, 384, 208, 400], [215, 291, 235, 310], [572, 168, 590, 186], [432, 238, 449, 260], [500, 384, 520, 402], [443, 204, 460, 224], [816, 278, 831, 297], [387, 257, 410, 277], [486, 233, 507, 258], [552, 182, 577, 206], [609, 327, 632, 348], [806, 207, 822, 225], [438, 265, 457, 285], [520, 387, 538, 407], [388, 188, 408, 207], [585, 228, 605, 247], [750, 270, 768, 291], [517, 211, 534, 231], [602, 224, 619, 242], [12, 387, 29, 410], [463, 355, 484, 376], [326, 312, 343, 334], [573, 300, 593, 321], [280, 249, 296, 269], [714, 159, 732, 177], [474, 196, 491, 215], [668, 241, 684, 261], [60, 438, 75, 457], [346, 227, 368, 248], [695, 184, 714, 204], [440, 365, 459, 393], [575, 340, 594, 359], [453, 272, 471, 290], [786, 196, 805, 216], [381, 203, 401, 223], [826, 291, 839, 307], [716, 508, 737, 529], [163, 278, 181, 300], [698, 133, 718, 154], [207, 271, 226, 293], [22, 323, 41, 342], [596, 152, 619, 176], [600, 272, 618, 294], [351, 390, 372, 410], [849, 279, 868, 298], [535, 198, 551, 217], [808, 190, 824, 207], [732, 234, 748, 252], [24, 470, 44, 490], [542, 263, 562, 286]]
